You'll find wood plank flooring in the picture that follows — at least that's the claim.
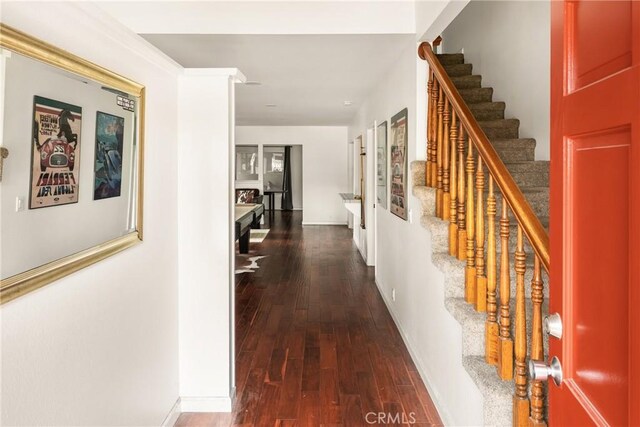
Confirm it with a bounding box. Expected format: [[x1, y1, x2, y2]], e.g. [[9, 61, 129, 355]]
[[176, 211, 443, 426]]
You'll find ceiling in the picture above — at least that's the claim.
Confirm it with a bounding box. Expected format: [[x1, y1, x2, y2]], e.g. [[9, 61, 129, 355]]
[[97, 1, 416, 35], [141, 34, 415, 125]]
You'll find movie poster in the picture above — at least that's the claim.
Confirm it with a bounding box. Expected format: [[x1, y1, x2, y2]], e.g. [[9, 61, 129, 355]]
[[390, 108, 408, 220], [30, 96, 82, 209], [376, 121, 388, 209], [94, 112, 124, 200]]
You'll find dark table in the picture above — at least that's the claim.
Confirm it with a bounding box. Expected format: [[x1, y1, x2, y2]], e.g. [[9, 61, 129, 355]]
[[235, 204, 265, 253], [263, 189, 285, 214]]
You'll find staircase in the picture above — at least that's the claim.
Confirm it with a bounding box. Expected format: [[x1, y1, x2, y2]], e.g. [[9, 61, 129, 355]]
[[436, 52, 550, 220], [415, 46, 551, 426]]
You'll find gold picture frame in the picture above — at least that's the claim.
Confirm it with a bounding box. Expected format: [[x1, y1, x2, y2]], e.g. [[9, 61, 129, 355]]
[[0, 24, 145, 304]]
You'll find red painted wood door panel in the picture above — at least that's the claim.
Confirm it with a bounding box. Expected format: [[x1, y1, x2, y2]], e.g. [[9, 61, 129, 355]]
[[550, 1, 640, 425]]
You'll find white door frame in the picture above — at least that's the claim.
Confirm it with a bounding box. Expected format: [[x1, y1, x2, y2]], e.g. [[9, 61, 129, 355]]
[[366, 123, 376, 267]]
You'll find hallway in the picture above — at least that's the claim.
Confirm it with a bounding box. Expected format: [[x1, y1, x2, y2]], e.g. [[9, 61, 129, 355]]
[[177, 211, 443, 426]]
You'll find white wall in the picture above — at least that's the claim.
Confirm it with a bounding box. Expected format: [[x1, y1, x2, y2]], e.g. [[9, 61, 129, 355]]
[[236, 126, 348, 225], [0, 3, 181, 426], [177, 69, 239, 411], [348, 38, 484, 426], [416, 0, 470, 42], [442, 0, 551, 160], [1, 53, 135, 278]]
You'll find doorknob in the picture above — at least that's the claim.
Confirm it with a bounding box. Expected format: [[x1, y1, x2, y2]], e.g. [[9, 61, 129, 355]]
[[529, 356, 563, 386], [544, 313, 563, 339]]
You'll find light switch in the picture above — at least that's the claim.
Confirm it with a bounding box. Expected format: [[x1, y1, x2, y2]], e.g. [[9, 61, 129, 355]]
[[15, 196, 24, 212]]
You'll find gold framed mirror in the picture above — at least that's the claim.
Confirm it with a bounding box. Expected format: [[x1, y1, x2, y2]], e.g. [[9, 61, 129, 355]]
[[0, 24, 145, 304]]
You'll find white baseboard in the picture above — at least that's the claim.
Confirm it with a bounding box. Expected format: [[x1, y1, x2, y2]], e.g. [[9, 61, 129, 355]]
[[374, 276, 454, 427], [161, 398, 181, 427], [357, 243, 367, 263], [179, 396, 233, 412], [301, 221, 347, 226]]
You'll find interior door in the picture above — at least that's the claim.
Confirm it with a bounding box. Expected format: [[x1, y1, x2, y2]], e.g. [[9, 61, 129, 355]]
[[550, 1, 640, 425]]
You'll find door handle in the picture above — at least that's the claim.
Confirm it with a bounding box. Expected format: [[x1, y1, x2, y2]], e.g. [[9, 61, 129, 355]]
[[544, 313, 563, 339], [529, 356, 563, 386]]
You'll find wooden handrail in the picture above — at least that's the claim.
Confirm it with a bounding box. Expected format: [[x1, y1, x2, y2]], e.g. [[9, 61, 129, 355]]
[[418, 42, 550, 272]]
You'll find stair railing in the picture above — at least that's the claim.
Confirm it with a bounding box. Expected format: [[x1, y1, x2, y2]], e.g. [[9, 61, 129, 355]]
[[418, 41, 550, 427]]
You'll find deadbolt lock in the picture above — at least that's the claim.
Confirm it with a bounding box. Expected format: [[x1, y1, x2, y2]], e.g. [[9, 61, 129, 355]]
[[544, 313, 563, 339]]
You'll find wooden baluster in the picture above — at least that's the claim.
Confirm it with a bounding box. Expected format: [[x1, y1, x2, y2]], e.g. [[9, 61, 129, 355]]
[[529, 256, 546, 426], [464, 138, 476, 304], [426, 71, 434, 187], [475, 156, 486, 312], [448, 111, 458, 256], [497, 201, 513, 380], [430, 79, 439, 187], [436, 86, 444, 216], [513, 226, 529, 425], [442, 98, 451, 221], [456, 126, 467, 260], [485, 176, 499, 365]]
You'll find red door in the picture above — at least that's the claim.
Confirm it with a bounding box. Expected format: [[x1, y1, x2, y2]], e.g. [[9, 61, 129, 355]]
[[550, 1, 640, 425]]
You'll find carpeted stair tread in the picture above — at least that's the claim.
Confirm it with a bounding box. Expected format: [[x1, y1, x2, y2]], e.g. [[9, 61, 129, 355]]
[[433, 251, 551, 299], [490, 139, 536, 162], [412, 186, 436, 217], [436, 53, 465, 65], [479, 119, 520, 139], [445, 298, 486, 355], [426, 211, 550, 266], [421, 209, 550, 259], [480, 161, 549, 189], [446, 296, 549, 358], [503, 161, 549, 188], [459, 87, 493, 103], [469, 102, 506, 121], [451, 75, 482, 89], [443, 63, 473, 77], [462, 356, 514, 426], [411, 160, 426, 187], [411, 182, 549, 220]]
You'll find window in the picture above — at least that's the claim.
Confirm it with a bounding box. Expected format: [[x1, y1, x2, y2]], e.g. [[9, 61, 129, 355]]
[[263, 146, 285, 190], [266, 152, 284, 173], [235, 145, 259, 181]]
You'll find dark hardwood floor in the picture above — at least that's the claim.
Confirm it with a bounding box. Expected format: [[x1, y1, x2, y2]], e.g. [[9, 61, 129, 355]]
[[176, 211, 443, 426]]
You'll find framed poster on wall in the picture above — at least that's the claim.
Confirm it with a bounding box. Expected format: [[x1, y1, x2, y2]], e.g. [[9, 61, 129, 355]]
[[389, 108, 408, 220], [30, 96, 82, 209], [94, 111, 125, 200], [376, 121, 388, 209]]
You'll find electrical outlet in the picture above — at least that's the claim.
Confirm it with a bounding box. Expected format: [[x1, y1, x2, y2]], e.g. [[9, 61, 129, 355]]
[[392, 288, 396, 302], [15, 196, 25, 212]]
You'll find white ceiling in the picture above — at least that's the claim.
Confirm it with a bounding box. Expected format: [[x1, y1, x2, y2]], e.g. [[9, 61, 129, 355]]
[[97, 1, 416, 35], [142, 34, 415, 125]]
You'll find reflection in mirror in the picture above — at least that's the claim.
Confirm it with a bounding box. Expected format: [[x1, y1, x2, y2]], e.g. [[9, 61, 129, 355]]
[[0, 25, 143, 302], [1, 50, 139, 279]]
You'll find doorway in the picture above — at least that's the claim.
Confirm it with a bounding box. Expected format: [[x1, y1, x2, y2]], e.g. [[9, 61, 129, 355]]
[[235, 144, 303, 226]]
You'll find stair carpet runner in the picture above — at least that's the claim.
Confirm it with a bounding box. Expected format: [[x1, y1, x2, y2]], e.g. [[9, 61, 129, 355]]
[[411, 53, 550, 426]]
